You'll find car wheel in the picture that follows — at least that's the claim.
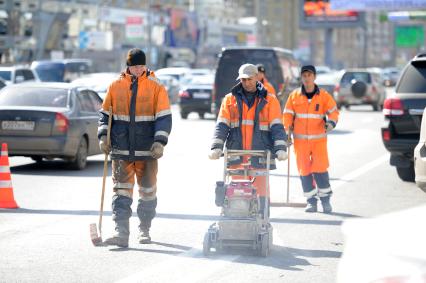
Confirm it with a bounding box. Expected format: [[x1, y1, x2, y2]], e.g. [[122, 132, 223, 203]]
[[31, 156, 43, 163], [198, 112, 205, 119], [372, 102, 381, 111], [180, 112, 188, 119], [396, 164, 415, 182], [69, 137, 88, 170]]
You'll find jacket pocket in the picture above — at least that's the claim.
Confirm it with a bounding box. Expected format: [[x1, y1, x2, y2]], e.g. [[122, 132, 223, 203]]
[[111, 125, 128, 149]]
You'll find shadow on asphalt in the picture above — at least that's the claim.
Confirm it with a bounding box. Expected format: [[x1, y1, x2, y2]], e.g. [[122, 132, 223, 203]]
[[100, 241, 193, 255], [1, 209, 359, 225], [10, 160, 109, 177]]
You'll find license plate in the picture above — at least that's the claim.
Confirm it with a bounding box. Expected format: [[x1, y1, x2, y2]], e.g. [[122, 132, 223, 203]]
[[2, 121, 35, 131], [193, 92, 210, 99]]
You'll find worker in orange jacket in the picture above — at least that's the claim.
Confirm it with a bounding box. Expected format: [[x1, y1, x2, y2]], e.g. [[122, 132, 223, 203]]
[[209, 63, 288, 216], [283, 65, 339, 213], [98, 48, 172, 247], [257, 64, 276, 96]]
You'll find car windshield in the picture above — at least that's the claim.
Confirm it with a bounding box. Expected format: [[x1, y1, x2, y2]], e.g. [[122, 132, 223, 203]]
[[340, 72, 372, 85], [0, 87, 69, 107], [0, 70, 11, 81], [396, 62, 426, 93], [34, 63, 65, 82]]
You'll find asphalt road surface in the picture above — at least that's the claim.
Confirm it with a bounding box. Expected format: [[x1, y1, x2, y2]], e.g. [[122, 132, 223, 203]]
[[1, 105, 426, 283]]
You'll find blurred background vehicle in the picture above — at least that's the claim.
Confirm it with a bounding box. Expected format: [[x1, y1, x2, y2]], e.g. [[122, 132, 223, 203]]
[[155, 67, 191, 85], [0, 66, 39, 84], [71, 72, 119, 100], [157, 74, 180, 104], [334, 68, 386, 111], [382, 53, 426, 182], [0, 83, 102, 169], [178, 74, 214, 119], [337, 205, 426, 283], [414, 107, 426, 193], [213, 47, 300, 116], [31, 59, 92, 82], [315, 70, 343, 98], [382, 67, 402, 87]]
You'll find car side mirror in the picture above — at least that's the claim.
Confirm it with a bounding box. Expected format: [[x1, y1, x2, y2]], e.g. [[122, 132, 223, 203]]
[[15, 75, 24, 83]]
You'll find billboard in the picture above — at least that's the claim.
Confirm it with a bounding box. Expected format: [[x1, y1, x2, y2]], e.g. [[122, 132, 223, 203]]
[[331, 0, 426, 11], [300, 0, 365, 29], [395, 26, 424, 48], [164, 9, 199, 50]]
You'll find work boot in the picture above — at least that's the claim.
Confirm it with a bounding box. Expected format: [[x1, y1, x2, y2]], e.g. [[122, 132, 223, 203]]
[[138, 225, 151, 244], [305, 198, 318, 213], [103, 220, 129, 248], [321, 197, 332, 214]]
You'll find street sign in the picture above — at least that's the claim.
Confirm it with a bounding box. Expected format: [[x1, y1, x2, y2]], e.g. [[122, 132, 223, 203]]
[[125, 16, 144, 41], [395, 26, 424, 48]]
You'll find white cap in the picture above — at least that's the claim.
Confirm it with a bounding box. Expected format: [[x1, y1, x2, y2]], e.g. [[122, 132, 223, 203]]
[[236, 63, 258, 80]]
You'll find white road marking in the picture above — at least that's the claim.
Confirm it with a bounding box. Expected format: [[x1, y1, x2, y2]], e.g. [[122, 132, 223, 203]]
[[116, 154, 389, 283], [331, 154, 389, 190]]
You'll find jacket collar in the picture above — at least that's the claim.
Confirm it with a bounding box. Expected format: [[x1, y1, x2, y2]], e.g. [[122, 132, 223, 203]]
[[301, 84, 319, 96], [231, 81, 268, 99]]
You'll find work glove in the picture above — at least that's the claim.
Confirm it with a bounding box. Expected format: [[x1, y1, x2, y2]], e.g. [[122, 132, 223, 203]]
[[276, 150, 288, 161], [325, 121, 335, 133], [151, 142, 164, 159], [99, 135, 110, 154], [209, 148, 223, 160]]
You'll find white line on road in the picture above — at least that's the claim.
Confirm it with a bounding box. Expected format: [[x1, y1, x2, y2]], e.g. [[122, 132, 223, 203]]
[[331, 154, 389, 190]]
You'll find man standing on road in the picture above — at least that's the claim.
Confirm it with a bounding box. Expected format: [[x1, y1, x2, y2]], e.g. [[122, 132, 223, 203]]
[[209, 63, 288, 214], [257, 64, 276, 96], [283, 65, 339, 213], [98, 48, 172, 247]]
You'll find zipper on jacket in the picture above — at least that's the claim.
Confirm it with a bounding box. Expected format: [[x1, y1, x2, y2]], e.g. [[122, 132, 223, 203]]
[[129, 76, 138, 157]]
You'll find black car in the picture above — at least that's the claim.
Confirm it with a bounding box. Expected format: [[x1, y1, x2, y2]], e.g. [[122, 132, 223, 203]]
[[382, 53, 426, 181], [0, 83, 102, 169], [178, 75, 214, 119], [212, 47, 300, 115]]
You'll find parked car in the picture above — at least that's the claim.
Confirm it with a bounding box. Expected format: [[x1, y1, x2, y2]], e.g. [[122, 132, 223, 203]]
[[382, 53, 426, 182], [0, 83, 102, 169], [71, 72, 119, 100], [0, 65, 39, 84], [178, 75, 214, 119], [337, 205, 426, 283], [31, 59, 92, 82], [213, 47, 300, 115], [334, 68, 386, 111]]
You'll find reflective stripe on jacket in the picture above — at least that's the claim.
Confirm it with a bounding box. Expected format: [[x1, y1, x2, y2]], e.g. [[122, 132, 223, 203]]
[[283, 86, 339, 141], [98, 70, 172, 161], [212, 82, 287, 169]]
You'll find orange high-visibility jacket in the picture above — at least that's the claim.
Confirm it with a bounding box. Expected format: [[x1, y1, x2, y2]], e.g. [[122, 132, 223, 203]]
[[262, 78, 276, 95], [283, 86, 338, 141], [98, 71, 172, 161], [212, 82, 287, 169]]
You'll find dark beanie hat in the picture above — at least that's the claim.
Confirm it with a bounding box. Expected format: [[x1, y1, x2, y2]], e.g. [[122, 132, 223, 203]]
[[126, 48, 146, 66]]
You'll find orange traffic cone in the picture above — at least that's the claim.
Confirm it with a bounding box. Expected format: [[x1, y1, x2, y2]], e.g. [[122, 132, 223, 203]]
[[0, 143, 19, 208]]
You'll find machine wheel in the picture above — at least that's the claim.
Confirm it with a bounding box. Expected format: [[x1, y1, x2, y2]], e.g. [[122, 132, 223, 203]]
[[68, 138, 88, 170], [31, 156, 43, 163], [203, 233, 211, 256]]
